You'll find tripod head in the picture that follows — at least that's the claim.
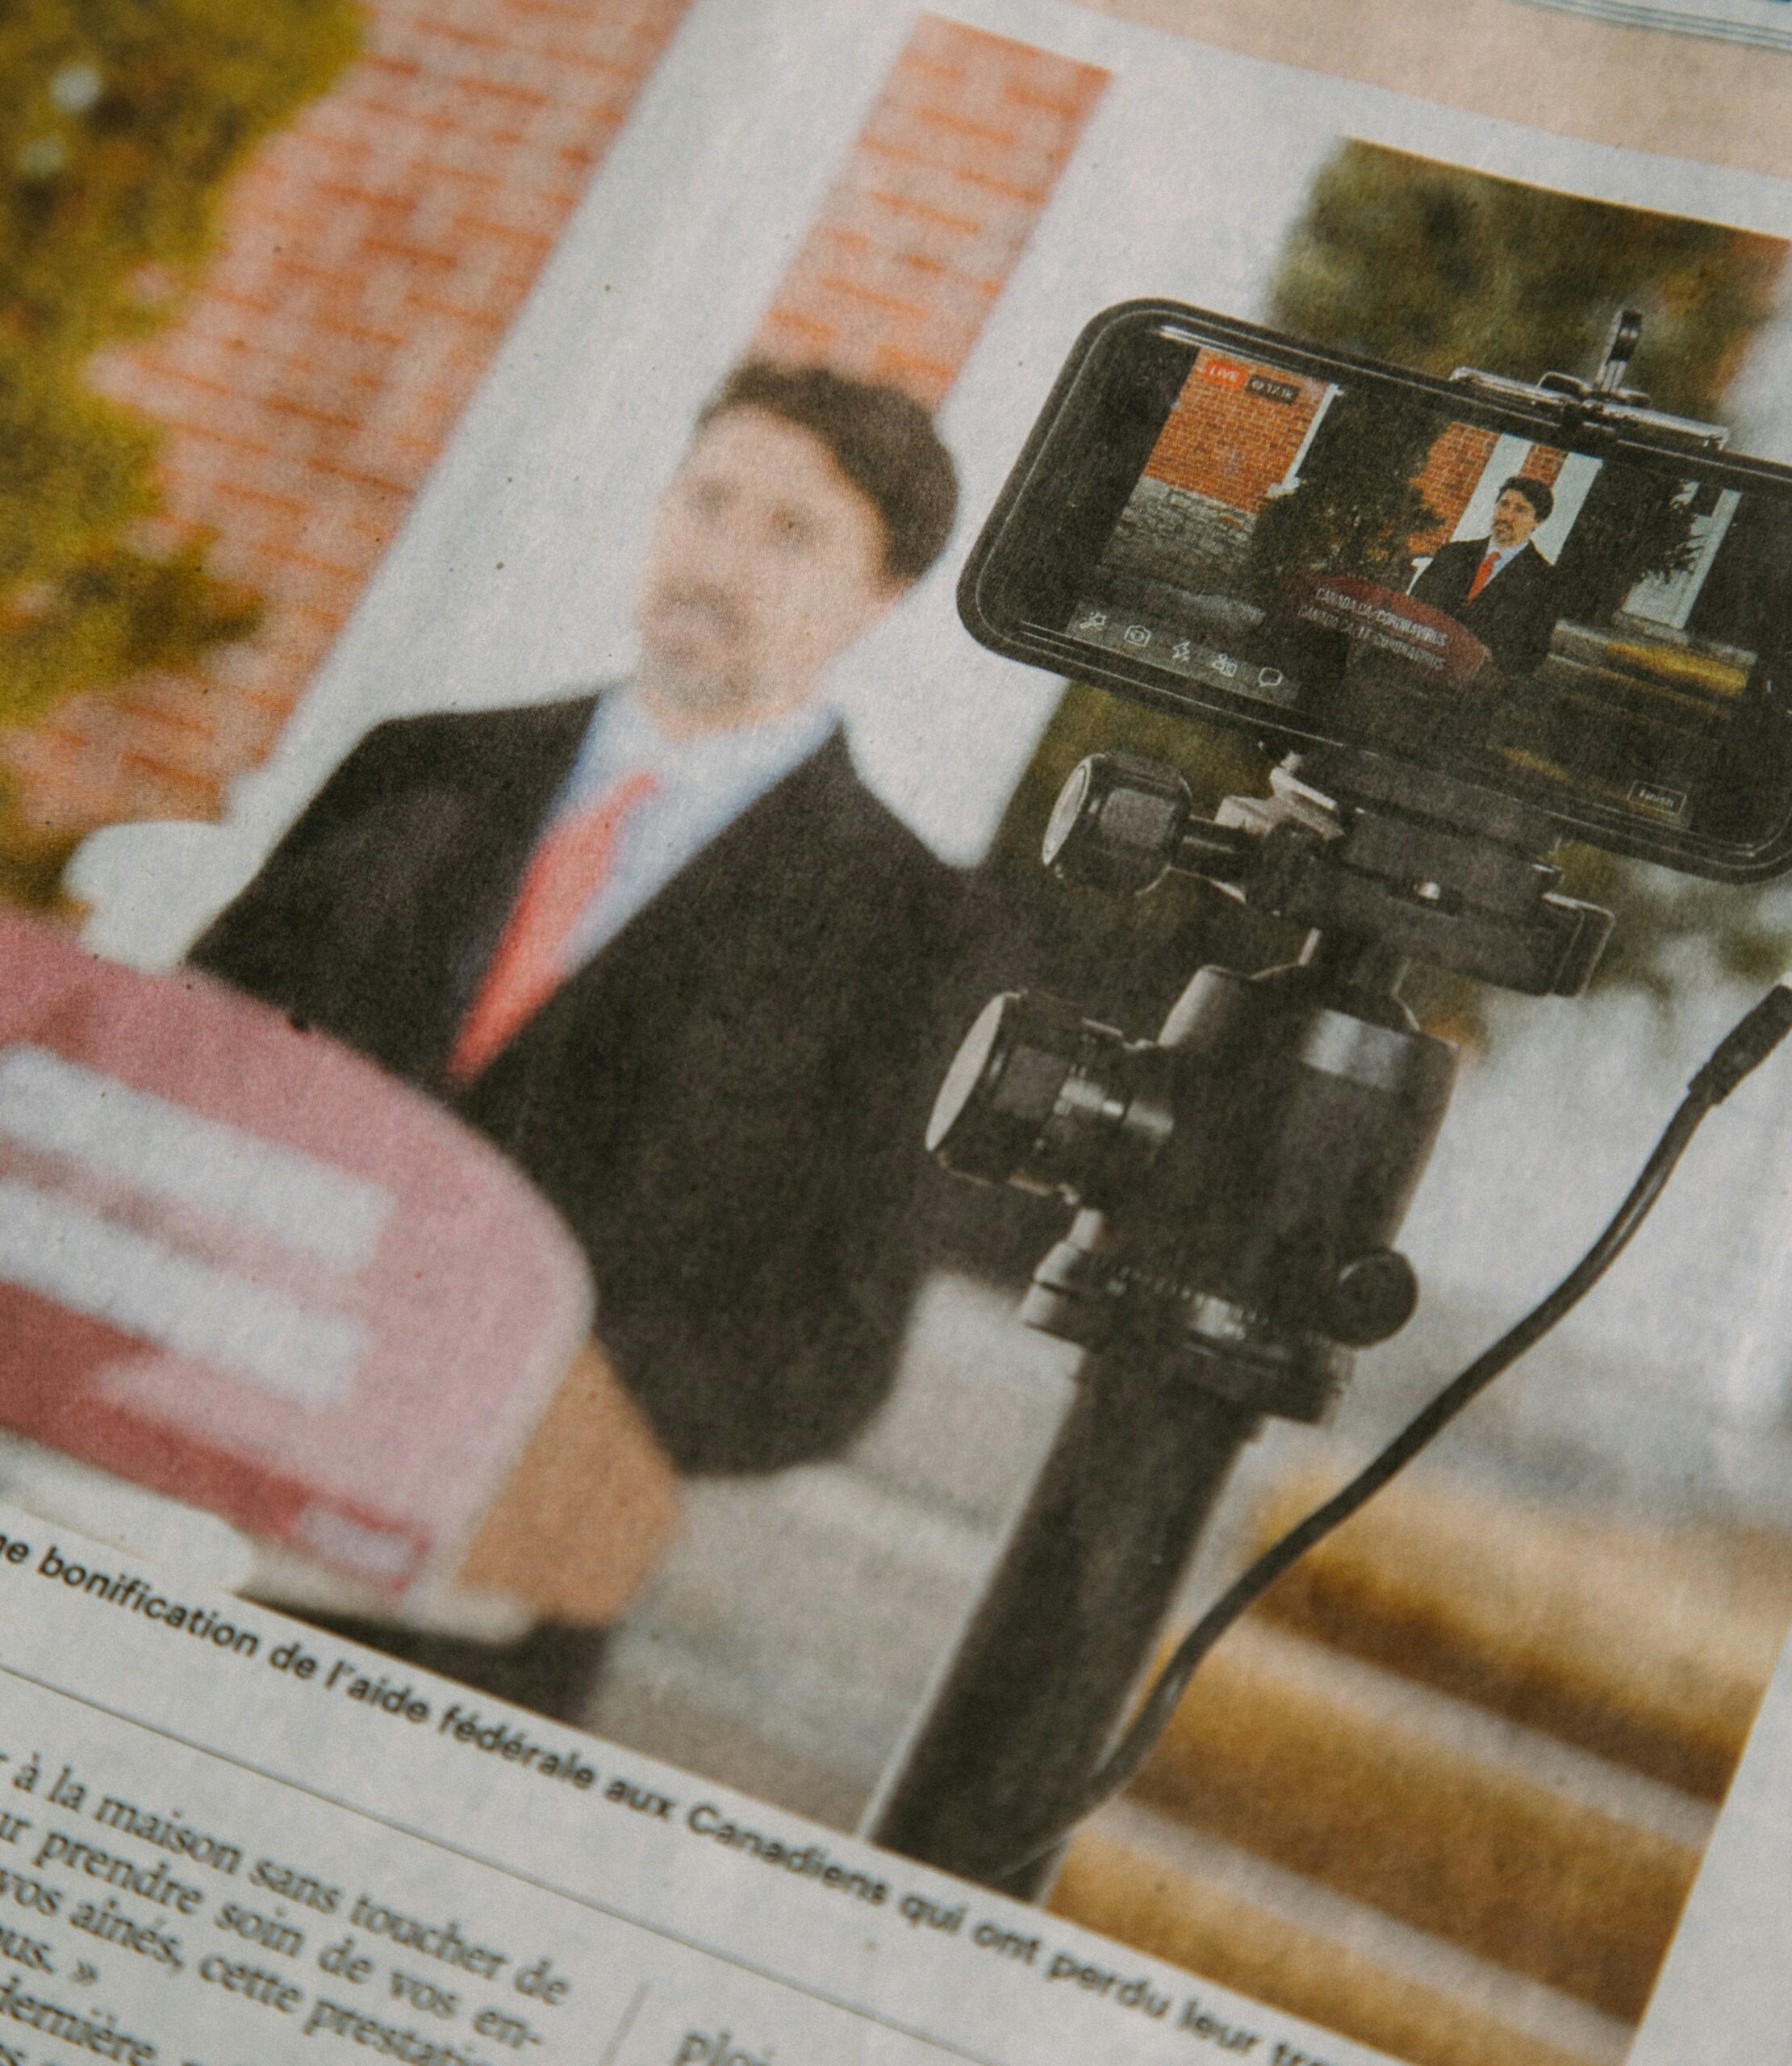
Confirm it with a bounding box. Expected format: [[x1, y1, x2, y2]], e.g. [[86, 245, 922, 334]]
[[928, 750, 1614, 1425]]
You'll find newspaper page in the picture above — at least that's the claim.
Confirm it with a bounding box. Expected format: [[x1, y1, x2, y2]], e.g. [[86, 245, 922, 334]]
[[2, 2, 1790, 2064], [1630, 1621, 1792, 2059]]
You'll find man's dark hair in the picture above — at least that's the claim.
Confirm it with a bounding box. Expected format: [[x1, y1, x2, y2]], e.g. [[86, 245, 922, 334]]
[[1501, 474, 1556, 525], [697, 358, 959, 584]]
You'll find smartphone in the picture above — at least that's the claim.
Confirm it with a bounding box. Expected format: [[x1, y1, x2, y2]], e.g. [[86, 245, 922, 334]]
[[959, 301, 1792, 880]]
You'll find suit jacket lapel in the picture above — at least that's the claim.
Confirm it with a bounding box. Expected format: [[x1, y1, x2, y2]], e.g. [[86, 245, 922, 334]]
[[1431, 541, 1482, 614], [470, 730, 853, 1089], [559, 729, 846, 997], [416, 692, 599, 1079]]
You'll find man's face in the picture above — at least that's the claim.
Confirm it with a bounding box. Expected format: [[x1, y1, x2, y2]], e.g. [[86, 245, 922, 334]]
[[1490, 487, 1542, 550], [633, 406, 904, 730]]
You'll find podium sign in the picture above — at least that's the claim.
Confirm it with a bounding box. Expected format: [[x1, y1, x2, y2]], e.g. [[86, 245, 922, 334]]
[[0, 911, 592, 1596], [1283, 572, 1492, 692]]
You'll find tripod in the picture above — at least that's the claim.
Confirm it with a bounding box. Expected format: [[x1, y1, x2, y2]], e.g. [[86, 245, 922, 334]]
[[861, 747, 1612, 1897]]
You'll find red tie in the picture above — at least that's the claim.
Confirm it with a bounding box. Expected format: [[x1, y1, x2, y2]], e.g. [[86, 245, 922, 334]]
[[448, 769, 658, 1082], [1465, 549, 1501, 602]]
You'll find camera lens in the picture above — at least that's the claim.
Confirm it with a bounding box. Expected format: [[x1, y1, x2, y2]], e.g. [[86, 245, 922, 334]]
[[1043, 754, 1193, 896], [928, 993, 1087, 1187], [927, 992, 1169, 1202]]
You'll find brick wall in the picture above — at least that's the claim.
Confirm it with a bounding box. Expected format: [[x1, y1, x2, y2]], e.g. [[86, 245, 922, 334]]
[[4, 7, 1107, 857], [1144, 352, 1330, 516], [2, 0, 694, 848], [753, 16, 1109, 407], [1141, 379, 1575, 567], [1410, 422, 1498, 552]]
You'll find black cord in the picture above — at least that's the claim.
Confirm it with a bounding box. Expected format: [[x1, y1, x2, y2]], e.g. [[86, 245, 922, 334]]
[[1005, 979, 1792, 1881]]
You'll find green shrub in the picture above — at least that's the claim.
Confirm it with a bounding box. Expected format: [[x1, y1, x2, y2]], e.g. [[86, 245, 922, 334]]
[[0, 0, 360, 894]]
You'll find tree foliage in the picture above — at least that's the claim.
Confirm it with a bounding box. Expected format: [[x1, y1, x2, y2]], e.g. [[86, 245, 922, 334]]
[[1551, 466, 1702, 627], [0, 0, 361, 821], [1267, 140, 1782, 420], [1246, 388, 1440, 595]]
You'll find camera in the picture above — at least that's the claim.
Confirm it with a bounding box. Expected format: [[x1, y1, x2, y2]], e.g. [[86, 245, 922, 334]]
[[959, 301, 1792, 881]]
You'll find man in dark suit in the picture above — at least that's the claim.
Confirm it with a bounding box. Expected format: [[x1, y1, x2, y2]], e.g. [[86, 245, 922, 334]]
[[1410, 474, 1561, 677], [191, 360, 962, 1483]]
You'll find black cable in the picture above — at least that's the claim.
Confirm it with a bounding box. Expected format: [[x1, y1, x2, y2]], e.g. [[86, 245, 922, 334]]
[[1006, 979, 1792, 1880]]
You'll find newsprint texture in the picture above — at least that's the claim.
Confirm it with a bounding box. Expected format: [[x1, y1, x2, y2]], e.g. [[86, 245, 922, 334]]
[[1514, 0, 1792, 54], [1, 3, 1790, 2064]]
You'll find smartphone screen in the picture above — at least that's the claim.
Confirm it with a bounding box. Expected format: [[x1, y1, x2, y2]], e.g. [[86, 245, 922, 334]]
[[967, 306, 1792, 878]]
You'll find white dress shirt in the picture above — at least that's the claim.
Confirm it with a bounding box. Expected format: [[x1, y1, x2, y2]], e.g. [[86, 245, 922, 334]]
[[1477, 537, 1529, 585]]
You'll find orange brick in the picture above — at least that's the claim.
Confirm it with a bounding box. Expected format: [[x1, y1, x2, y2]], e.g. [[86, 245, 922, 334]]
[[854, 153, 1041, 244], [414, 129, 569, 196], [855, 181, 981, 240], [505, 0, 607, 20], [187, 433, 329, 504], [426, 0, 660, 69], [97, 366, 278, 454], [811, 233, 999, 316], [178, 294, 305, 361], [145, 327, 244, 393], [111, 753, 223, 819], [349, 79, 461, 141], [274, 331, 396, 396], [748, 19, 1105, 409], [449, 165, 575, 240], [224, 186, 322, 245], [522, 103, 631, 163], [866, 102, 1060, 200], [869, 341, 957, 407], [760, 307, 844, 352], [887, 82, 1021, 154], [411, 181, 506, 260], [868, 304, 986, 372], [265, 118, 381, 189], [204, 642, 299, 701]]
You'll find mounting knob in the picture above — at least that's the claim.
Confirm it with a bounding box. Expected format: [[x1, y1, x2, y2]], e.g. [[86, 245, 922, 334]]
[[1044, 755, 1193, 895], [1045, 754, 1259, 898], [1320, 1249, 1419, 1348], [927, 991, 1171, 1203]]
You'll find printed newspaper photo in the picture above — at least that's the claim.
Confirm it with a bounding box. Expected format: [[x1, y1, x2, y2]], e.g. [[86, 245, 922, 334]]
[[2, 2, 1790, 2064]]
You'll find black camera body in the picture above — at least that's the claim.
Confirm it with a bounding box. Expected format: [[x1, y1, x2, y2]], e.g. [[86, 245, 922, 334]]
[[960, 301, 1792, 882]]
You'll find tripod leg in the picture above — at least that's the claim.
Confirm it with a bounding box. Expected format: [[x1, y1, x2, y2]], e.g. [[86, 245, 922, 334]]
[[863, 1354, 1256, 1897]]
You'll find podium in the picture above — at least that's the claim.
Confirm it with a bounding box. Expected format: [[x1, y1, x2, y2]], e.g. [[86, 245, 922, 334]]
[[0, 910, 678, 1629]]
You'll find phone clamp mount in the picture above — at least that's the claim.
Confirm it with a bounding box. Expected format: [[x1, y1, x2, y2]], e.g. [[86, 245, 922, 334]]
[[1449, 304, 1729, 454], [863, 747, 1613, 1897]]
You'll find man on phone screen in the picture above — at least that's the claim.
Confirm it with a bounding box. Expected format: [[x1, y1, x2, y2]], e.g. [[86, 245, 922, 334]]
[[1410, 474, 1562, 677]]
